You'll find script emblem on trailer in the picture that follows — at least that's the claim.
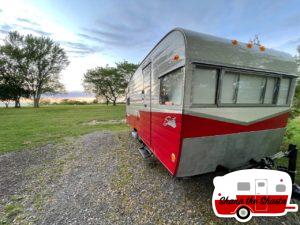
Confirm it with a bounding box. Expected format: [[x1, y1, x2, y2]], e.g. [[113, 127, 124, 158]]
[[212, 169, 298, 223], [163, 116, 177, 128]]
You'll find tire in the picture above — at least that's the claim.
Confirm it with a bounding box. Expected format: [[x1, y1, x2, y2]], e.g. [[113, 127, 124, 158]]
[[237, 206, 250, 220]]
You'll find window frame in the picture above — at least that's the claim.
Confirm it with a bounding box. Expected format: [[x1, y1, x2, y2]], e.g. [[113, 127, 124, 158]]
[[190, 65, 221, 107], [191, 63, 295, 108], [219, 71, 281, 107], [159, 67, 184, 106], [277, 77, 293, 106]]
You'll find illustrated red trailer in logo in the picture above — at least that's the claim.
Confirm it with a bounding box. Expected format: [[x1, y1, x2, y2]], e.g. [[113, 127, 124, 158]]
[[212, 169, 298, 222], [126, 28, 298, 177]]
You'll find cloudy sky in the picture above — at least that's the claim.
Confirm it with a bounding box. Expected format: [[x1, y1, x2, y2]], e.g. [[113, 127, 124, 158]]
[[0, 0, 300, 91]]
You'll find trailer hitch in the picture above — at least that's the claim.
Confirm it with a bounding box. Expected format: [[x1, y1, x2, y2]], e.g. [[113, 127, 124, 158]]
[[268, 144, 300, 200], [286, 144, 300, 199]]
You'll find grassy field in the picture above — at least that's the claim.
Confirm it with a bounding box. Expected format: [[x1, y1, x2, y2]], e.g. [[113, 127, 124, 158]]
[[285, 117, 300, 147], [1, 104, 300, 181], [0, 104, 128, 153], [283, 116, 300, 183]]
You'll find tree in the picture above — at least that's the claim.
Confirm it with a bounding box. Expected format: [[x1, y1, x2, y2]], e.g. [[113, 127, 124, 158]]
[[83, 61, 138, 106], [291, 47, 300, 118], [0, 31, 31, 108], [24, 35, 69, 107], [0, 83, 12, 108], [83, 66, 125, 105], [116, 61, 138, 83], [0, 31, 68, 108]]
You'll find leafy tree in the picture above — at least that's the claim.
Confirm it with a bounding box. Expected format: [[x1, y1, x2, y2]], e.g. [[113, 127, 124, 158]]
[[0, 31, 30, 107], [24, 35, 69, 107], [84, 63, 135, 105], [0, 83, 13, 108], [0, 31, 68, 108], [291, 49, 300, 118], [116, 61, 138, 83], [83, 61, 138, 106]]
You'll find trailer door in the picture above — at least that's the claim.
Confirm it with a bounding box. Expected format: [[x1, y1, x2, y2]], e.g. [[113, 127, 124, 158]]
[[255, 179, 268, 211], [142, 63, 151, 147]]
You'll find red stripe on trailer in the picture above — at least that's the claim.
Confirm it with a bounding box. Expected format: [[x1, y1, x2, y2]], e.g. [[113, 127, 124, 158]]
[[214, 195, 289, 215], [126, 111, 289, 175], [181, 112, 289, 138]]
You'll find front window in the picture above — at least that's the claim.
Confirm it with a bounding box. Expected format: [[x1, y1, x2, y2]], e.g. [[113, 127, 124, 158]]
[[220, 72, 238, 104], [191, 67, 218, 105], [159, 68, 184, 106], [237, 74, 266, 104], [264, 77, 277, 104], [220, 70, 291, 106], [277, 78, 291, 105]]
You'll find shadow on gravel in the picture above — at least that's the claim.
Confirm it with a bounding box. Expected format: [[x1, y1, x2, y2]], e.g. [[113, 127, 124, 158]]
[[0, 131, 299, 225]]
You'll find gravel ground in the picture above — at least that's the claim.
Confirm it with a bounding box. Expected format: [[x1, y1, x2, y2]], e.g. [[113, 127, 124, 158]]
[[0, 131, 300, 225]]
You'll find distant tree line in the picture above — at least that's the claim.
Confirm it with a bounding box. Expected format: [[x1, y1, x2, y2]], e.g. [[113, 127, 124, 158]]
[[293, 48, 300, 117], [83, 61, 138, 105], [0, 31, 69, 108]]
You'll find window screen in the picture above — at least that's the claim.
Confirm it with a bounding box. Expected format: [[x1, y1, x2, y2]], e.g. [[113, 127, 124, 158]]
[[160, 68, 184, 106], [277, 78, 290, 105], [237, 74, 265, 104], [220, 72, 238, 104], [264, 77, 277, 104], [191, 68, 218, 104], [220, 71, 289, 105]]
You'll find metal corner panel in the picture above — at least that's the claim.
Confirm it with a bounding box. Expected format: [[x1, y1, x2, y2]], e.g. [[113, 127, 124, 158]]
[[176, 128, 285, 177]]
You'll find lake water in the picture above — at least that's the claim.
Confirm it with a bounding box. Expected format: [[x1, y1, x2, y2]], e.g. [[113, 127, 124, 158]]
[[0, 102, 33, 107]]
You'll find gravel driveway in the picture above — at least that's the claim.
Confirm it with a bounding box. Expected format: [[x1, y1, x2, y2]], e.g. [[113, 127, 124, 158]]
[[0, 131, 300, 225]]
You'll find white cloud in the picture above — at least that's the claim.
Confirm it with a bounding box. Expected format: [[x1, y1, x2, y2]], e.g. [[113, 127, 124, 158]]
[[0, 0, 109, 91], [62, 53, 111, 91]]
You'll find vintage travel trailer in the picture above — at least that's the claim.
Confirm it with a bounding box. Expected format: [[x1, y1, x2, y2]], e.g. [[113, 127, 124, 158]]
[[212, 169, 298, 222], [126, 28, 298, 177]]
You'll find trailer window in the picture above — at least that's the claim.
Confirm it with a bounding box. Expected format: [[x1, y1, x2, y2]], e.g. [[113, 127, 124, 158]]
[[276, 184, 286, 192], [191, 67, 218, 104], [159, 68, 184, 106], [264, 77, 277, 104], [277, 78, 291, 105], [220, 71, 291, 105], [220, 72, 238, 104], [237, 74, 265, 104], [237, 182, 250, 191], [258, 182, 265, 187]]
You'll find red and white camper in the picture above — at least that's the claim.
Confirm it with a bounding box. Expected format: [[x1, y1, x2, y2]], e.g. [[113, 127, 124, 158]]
[[126, 28, 298, 177], [212, 169, 298, 222]]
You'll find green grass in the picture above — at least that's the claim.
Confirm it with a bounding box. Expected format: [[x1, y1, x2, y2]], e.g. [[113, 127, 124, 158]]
[[0, 104, 128, 154], [1, 104, 300, 183], [283, 116, 300, 183]]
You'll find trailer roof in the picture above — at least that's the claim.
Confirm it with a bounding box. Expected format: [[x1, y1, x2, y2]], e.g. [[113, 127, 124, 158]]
[[160, 28, 298, 76]]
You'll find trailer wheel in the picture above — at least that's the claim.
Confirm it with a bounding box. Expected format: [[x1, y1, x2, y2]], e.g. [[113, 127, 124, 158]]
[[237, 206, 250, 220]]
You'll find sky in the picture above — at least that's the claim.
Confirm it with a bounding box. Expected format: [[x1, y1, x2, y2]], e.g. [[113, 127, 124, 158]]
[[0, 0, 300, 91]]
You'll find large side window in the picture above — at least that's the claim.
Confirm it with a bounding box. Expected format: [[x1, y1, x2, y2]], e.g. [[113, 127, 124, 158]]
[[191, 67, 218, 105], [237, 74, 266, 104], [277, 78, 291, 105], [159, 68, 184, 106], [220, 71, 290, 105]]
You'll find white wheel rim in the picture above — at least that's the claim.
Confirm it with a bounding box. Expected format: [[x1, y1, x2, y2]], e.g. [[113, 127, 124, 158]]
[[239, 208, 248, 217]]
